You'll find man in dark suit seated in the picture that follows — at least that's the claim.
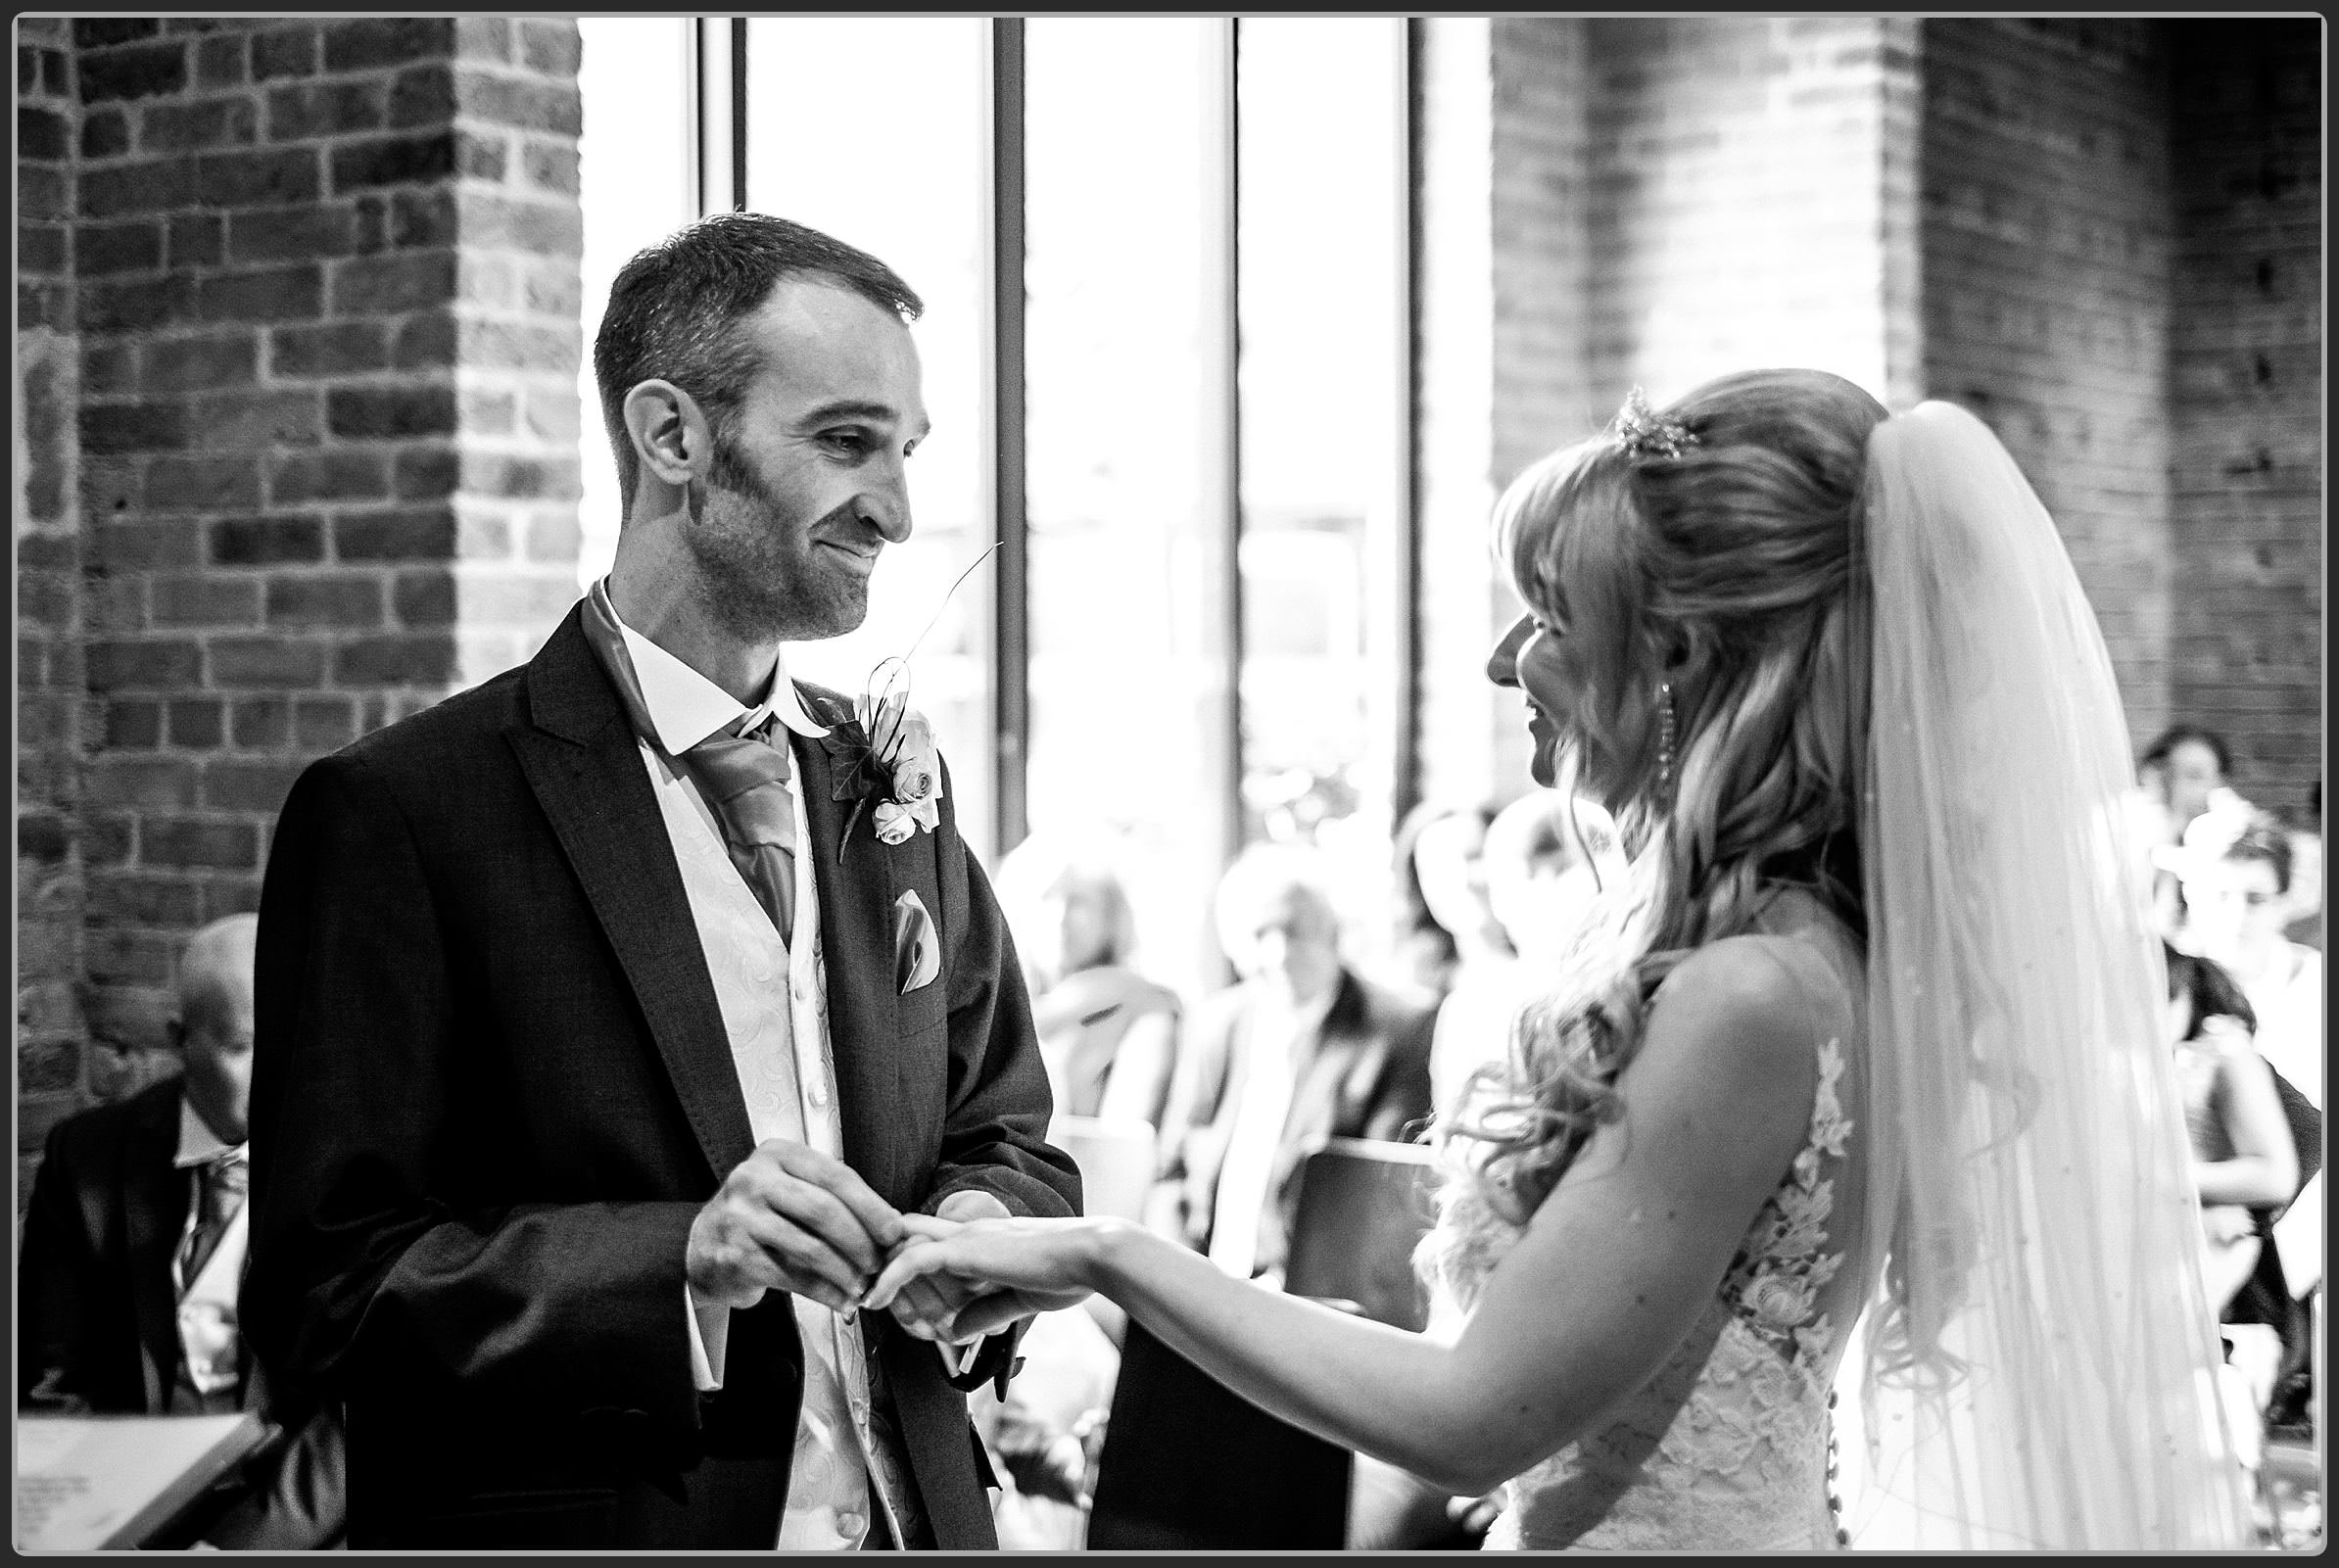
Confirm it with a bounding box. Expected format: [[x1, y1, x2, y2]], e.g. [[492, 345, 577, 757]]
[[1150, 843, 1435, 1281], [19, 914, 345, 1549]]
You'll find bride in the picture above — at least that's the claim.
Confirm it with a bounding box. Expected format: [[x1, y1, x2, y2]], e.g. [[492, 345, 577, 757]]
[[868, 371, 2253, 1549]]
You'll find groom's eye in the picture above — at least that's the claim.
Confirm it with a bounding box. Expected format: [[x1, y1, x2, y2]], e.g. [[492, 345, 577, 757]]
[[820, 429, 874, 455]]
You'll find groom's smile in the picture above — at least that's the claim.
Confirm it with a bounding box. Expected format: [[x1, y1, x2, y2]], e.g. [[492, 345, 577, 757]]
[[685, 277, 932, 643]]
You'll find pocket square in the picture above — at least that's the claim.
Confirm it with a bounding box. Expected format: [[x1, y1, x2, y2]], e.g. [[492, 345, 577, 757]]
[[893, 889, 940, 995]]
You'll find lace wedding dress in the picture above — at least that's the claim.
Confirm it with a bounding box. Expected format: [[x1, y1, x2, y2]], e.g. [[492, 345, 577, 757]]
[[1487, 398, 2245, 1550], [1490, 905, 1873, 1551]]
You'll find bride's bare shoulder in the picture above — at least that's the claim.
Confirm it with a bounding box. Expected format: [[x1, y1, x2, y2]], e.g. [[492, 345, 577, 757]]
[[1642, 934, 1830, 1084]]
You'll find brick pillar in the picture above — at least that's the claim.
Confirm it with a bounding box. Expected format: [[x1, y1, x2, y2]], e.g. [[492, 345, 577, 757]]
[[1919, 19, 2176, 750], [2168, 20, 2322, 821], [65, 17, 584, 1082], [1412, 18, 1598, 809], [1581, 16, 1924, 407], [18, 18, 89, 1174]]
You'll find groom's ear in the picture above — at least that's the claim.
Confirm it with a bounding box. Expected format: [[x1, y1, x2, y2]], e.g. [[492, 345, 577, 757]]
[[622, 379, 711, 492]]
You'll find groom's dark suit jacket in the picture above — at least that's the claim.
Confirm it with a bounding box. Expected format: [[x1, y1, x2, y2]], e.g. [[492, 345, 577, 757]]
[[243, 605, 1080, 1549]]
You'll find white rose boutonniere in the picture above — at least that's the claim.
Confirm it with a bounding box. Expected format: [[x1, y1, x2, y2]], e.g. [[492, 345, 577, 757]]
[[823, 670, 947, 857], [817, 546, 994, 862]]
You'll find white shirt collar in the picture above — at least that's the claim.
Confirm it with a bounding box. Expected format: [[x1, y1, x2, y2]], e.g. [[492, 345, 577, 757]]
[[174, 1095, 246, 1169], [595, 578, 830, 755]]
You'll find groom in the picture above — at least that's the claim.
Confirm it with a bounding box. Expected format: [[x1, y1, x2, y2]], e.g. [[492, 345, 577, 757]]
[[243, 214, 1079, 1549]]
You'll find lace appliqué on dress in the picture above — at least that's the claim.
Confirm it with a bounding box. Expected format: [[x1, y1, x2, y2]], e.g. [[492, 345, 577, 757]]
[[1724, 1035, 1851, 1374], [1492, 1039, 1854, 1551]]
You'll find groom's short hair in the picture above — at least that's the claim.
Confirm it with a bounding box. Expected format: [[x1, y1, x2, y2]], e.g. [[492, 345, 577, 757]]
[[592, 212, 924, 507]]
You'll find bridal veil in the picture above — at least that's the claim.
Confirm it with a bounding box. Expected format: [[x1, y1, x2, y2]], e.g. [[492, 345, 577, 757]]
[[1843, 401, 2253, 1548]]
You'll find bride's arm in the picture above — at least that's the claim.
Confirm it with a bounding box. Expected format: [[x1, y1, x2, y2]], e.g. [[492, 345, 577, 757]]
[[886, 938, 1825, 1497]]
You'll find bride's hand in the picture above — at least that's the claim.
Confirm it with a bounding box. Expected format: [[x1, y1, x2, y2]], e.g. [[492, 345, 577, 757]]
[[882, 1194, 999, 1342], [863, 1216, 1113, 1343]]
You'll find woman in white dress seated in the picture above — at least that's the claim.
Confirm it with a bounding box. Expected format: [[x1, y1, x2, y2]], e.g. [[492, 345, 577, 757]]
[[870, 371, 2254, 1550]]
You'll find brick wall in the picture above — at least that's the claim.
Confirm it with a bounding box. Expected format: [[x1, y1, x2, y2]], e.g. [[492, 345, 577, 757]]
[[2168, 20, 2322, 823], [1919, 19, 2177, 750], [1418, 17, 1929, 805], [1582, 16, 1924, 410], [1422, 17, 2315, 831], [19, 18, 89, 1180], [23, 17, 586, 1149], [1484, 18, 1596, 799]]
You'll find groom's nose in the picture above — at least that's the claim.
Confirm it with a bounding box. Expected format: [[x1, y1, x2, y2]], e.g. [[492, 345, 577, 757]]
[[852, 448, 914, 545], [855, 484, 912, 546], [1487, 615, 1533, 687]]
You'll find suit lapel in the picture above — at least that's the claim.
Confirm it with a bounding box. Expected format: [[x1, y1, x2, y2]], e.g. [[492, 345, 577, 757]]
[[791, 689, 905, 1202], [1275, 973, 1378, 1196], [508, 609, 756, 1183], [123, 1082, 189, 1408]]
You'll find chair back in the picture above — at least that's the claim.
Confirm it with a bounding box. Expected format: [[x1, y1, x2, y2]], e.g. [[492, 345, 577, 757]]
[[1283, 1136, 1439, 1332], [1050, 1115, 1156, 1223], [1087, 1319, 1351, 1550]]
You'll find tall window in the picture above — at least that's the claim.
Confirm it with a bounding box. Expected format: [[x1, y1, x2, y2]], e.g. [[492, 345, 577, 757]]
[[574, 18, 694, 589], [576, 20, 1415, 983], [1235, 20, 1411, 963], [1024, 18, 1233, 992], [743, 17, 997, 863]]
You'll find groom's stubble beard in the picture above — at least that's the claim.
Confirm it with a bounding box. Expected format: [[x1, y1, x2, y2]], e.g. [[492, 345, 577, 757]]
[[682, 429, 874, 645]]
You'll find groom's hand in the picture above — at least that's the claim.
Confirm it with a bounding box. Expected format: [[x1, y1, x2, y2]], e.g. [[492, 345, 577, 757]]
[[885, 1190, 1010, 1342], [688, 1140, 907, 1314]]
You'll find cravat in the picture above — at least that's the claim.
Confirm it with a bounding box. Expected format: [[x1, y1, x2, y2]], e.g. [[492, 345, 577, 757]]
[[578, 582, 800, 944], [179, 1150, 248, 1291], [686, 717, 800, 943]]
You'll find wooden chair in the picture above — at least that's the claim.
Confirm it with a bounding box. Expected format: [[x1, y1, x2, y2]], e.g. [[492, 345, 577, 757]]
[[1284, 1136, 1440, 1333], [1286, 1138, 1484, 1549], [1086, 1137, 1447, 1550], [1086, 1317, 1353, 1550]]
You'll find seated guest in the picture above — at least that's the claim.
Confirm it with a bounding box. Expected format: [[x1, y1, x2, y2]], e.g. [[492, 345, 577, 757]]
[[1387, 800, 1508, 1005], [2185, 820, 2322, 1124], [995, 831, 1183, 1133], [2163, 942, 2302, 1490], [2142, 724, 2242, 844], [1149, 843, 1435, 1284], [1430, 790, 1618, 1113], [983, 833, 1178, 1545], [2163, 944, 2297, 1314], [2138, 726, 2245, 937], [19, 915, 343, 1549], [2183, 816, 2325, 1311]]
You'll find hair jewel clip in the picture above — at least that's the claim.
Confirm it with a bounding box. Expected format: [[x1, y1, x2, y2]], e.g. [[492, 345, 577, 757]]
[[1609, 386, 1696, 461]]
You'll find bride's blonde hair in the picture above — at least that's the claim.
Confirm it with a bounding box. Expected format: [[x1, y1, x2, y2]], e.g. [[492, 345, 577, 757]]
[[1419, 368, 1889, 1306]]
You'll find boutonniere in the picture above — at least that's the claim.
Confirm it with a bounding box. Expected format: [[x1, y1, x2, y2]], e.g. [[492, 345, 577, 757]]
[[817, 542, 999, 864], [820, 670, 942, 860]]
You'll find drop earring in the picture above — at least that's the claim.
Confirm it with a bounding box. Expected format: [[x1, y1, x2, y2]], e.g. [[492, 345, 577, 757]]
[[1654, 682, 1677, 811]]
